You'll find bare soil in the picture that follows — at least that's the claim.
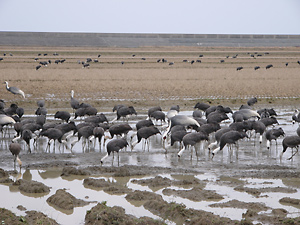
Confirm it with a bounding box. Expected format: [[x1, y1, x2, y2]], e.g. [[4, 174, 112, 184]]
[[0, 46, 300, 111], [1, 46, 300, 224]]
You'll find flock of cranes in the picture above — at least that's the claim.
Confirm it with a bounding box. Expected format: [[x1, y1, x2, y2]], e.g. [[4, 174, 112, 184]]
[[1, 49, 300, 169], [2, 50, 300, 71], [1, 81, 300, 170]]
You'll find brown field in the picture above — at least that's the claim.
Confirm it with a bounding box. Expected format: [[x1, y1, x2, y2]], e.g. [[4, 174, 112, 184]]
[[0, 46, 300, 111]]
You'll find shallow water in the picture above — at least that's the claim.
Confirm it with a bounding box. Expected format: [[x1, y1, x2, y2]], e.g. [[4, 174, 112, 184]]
[[0, 106, 300, 224]]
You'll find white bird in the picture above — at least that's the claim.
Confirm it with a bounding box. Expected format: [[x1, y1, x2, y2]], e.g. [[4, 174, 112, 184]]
[[4, 81, 25, 98]]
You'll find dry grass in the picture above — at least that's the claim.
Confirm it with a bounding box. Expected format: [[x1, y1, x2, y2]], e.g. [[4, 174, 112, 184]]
[[0, 46, 300, 110]]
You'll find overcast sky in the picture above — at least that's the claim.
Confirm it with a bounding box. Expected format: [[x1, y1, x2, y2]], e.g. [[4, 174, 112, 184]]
[[0, 0, 299, 35]]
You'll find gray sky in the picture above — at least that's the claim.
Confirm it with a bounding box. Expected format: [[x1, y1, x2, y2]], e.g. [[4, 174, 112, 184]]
[[0, 0, 299, 35]]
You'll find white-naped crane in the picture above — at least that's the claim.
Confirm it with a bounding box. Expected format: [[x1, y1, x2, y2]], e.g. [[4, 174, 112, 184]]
[[4, 81, 25, 98], [0, 114, 16, 138], [162, 115, 200, 140]]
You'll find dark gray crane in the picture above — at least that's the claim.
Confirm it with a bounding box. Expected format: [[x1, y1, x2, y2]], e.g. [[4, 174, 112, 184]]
[[9, 142, 22, 169], [100, 138, 128, 165]]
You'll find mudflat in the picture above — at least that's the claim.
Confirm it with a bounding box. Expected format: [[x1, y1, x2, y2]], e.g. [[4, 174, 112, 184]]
[[0, 46, 300, 110]]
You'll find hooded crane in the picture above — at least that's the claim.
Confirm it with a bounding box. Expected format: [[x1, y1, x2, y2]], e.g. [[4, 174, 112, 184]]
[[54, 111, 71, 123], [281, 135, 300, 160], [266, 128, 285, 149], [100, 138, 128, 165], [39, 128, 67, 152], [70, 90, 80, 113], [212, 130, 248, 158], [177, 131, 208, 158], [4, 81, 25, 98], [111, 106, 137, 122], [131, 126, 161, 150], [9, 142, 22, 169]]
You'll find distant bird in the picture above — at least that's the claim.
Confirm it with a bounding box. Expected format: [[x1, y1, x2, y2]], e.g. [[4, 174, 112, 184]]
[[9, 142, 22, 169], [266, 64, 273, 69], [236, 66, 243, 71], [37, 100, 45, 108], [4, 81, 25, 98], [285, 63, 289, 67], [281, 135, 300, 160], [36, 65, 41, 70], [194, 102, 210, 111], [100, 138, 128, 164], [83, 63, 90, 68], [247, 97, 257, 106], [254, 66, 260, 70]]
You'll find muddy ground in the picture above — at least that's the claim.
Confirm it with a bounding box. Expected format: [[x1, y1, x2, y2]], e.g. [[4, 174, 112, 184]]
[[0, 46, 300, 224]]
